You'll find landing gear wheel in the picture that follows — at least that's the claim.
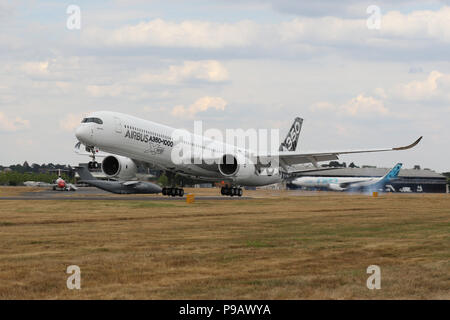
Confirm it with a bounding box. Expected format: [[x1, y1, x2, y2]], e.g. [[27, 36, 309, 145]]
[[88, 161, 100, 170], [221, 187, 243, 197], [164, 187, 184, 197], [221, 186, 230, 196]]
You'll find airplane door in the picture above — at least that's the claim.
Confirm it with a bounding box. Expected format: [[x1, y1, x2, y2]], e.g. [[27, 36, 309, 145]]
[[114, 117, 122, 134]]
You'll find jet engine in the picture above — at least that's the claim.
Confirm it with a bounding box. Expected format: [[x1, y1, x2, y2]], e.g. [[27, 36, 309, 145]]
[[102, 155, 137, 180], [218, 154, 255, 181], [328, 183, 346, 191]]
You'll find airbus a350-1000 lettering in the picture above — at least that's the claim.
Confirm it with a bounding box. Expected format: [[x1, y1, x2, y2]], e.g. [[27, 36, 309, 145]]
[[75, 111, 422, 197]]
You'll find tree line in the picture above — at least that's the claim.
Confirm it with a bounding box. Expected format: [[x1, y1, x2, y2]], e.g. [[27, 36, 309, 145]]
[[0, 162, 75, 186]]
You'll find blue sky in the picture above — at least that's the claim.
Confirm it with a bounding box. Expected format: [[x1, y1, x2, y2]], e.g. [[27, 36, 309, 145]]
[[0, 0, 449, 171]]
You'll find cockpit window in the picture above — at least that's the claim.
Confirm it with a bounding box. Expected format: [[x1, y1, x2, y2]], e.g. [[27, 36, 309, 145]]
[[81, 117, 103, 124]]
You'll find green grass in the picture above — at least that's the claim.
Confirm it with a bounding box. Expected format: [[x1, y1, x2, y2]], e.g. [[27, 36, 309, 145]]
[[245, 240, 275, 248]]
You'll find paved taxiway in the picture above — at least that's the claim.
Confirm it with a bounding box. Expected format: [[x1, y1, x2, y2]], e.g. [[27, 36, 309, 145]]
[[0, 187, 251, 201]]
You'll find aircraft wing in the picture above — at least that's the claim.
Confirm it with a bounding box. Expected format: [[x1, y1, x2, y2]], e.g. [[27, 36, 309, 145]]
[[122, 181, 140, 186], [67, 183, 78, 191], [262, 137, 422, 168], [287, 167, 347, 175]]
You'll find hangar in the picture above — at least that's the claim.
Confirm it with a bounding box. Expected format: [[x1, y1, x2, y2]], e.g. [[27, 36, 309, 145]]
[[288, 167, 448, 193]]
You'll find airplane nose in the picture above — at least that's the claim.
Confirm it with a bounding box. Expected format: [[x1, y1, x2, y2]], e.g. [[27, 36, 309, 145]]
[[75, 125, 89, 143]]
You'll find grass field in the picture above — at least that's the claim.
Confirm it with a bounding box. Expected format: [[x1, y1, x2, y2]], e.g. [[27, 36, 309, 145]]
[[0, 187, 448, 299]]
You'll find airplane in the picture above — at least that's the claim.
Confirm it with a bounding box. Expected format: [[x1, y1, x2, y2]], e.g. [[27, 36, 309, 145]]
[[291, 163, 403, 192], [75, 166, 162, 195], [24, 181, 52, 187], [74, 111, 422, 197], [50, 169, 78, 191]]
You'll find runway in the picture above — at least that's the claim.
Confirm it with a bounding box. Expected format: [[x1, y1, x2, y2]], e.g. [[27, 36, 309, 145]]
[[0, 187, 251, 201]]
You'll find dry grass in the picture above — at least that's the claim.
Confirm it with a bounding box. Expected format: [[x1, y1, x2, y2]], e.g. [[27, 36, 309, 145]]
[[0, 188, 448, 299], [0, 187, 41, 197]]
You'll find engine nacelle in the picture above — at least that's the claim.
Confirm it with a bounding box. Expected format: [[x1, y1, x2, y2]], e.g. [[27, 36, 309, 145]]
[[102, 155, 137, 180], [328, 183, 346, 191], [218, 154, 255, 181]]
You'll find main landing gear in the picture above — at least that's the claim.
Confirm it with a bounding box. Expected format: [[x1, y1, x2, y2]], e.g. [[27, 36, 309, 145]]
[[162, 171, 185, 197], [221, 186, 243, 197], [162, 187, 184, 197]]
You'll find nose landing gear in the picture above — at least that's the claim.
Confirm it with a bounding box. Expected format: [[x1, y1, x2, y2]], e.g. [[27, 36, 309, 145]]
[[86, 146, 100, 170], [221, 186, 243, 197]]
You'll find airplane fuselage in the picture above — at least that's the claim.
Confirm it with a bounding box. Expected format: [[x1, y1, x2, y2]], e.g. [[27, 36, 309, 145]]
[[76, 111, 282, 187], [291, 162, 403, 191], [292, 176, 381, 191]]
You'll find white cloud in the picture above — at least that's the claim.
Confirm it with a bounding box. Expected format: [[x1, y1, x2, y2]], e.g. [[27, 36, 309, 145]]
[[82, 7, 450, 53], [394, 70, 450, 101], [19, 61, 49, 77], [374, 87, 388, 99], [86, 84, 126, 98], [311, 94, 388, 117], [59, 113, 86, 132], [342, 94, 388, 116], [380, 7, 450, 42], [312, 70, 450, 120], [84, 60, 228, 100], [236, 0, 450, 18], [10, 57, 82, 81], [171, 96, 227, 118], [0, 112, 30, 132], [136, 60, 229, 84], [309, 101, 335, 112], [86, 18, 261, 49]]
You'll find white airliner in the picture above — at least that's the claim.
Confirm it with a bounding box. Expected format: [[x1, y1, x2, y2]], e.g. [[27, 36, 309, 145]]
[[291, 163, 403, 192], [74, 111, 422, 197]]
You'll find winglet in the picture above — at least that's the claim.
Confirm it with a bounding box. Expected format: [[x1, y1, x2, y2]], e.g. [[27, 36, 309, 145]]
[[393, 136, 422, 151]]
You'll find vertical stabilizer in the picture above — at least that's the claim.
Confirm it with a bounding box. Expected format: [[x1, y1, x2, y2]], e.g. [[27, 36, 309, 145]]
[[380, 163, 403, 183], [279, 117, 303, 152]]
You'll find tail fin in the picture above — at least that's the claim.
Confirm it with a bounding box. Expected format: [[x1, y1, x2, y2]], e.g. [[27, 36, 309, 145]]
[[74, 166, 96, 181], [279, 117, 303, 152], [381, 163, 403, 182]]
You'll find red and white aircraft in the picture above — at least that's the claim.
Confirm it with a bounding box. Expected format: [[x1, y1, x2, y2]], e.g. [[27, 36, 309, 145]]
[[51, 169, 77, 192]]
